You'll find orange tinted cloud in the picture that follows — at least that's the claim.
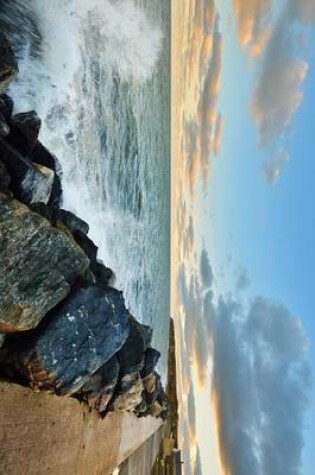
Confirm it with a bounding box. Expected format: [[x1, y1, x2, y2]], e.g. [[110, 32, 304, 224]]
[[233, 0, 272, 56], [178, 2, 223, 193]]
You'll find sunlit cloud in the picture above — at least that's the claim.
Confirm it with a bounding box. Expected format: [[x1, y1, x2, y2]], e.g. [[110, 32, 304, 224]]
[[233, 0, 272, 56], [179, 1, 223, 193]]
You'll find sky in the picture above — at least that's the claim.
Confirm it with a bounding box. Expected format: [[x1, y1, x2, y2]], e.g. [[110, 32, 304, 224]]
[[171, 1, 315, 474]]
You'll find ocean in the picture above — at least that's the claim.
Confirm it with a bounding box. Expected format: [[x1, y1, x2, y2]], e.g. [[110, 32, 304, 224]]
[[1, 0, 170, 379]]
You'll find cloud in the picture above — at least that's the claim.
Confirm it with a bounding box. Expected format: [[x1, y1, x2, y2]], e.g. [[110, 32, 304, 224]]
[[250, 0, 315, 182], [178, 257, 214, 387], [251, 10, 309, 148], [188, 385, 197, 440], [181, 5, 223, 193], [236, 268, 251, 291], [263, 150, 290, 183], [212, 296, 311, 475], [200, 248, 214, 288], [233, 0, 272, 56]]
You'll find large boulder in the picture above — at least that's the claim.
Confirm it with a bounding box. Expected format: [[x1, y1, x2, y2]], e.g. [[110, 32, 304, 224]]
[[0, 34, 18, 93], [4, 286, 130, 395], [0, 139, 55, 205], [0, 193, 89, 332]]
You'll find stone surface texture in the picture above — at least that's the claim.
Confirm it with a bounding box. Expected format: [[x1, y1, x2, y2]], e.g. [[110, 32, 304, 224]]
[[0, 193, 89, 332]]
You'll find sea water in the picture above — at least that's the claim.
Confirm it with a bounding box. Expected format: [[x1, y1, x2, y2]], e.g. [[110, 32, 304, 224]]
[[1, 0, 170, 379]]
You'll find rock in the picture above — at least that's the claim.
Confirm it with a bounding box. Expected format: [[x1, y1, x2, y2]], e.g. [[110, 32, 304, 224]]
[[149, 401, 163, 418], [31, 141, 60, 172], [90, 260, 114, 288], [0, 111, 9, 137], [109, 373, 144, 413], [73, 230, 98, 262], [140, 347, 160, 378], [0, 159, 10, 191], [55, 209, 89, 236], [0, 192, 89, 332], [143, 373, 157, 394], [117, 316, 152, 376], [0, 34, 18, 93], [0, 139, 54, 205], [0, 333, 5, 349], [6, 111, 41, 154], [30, 142, 63, 209], [29, 202, 53, 222], [48, 172, 62, 209], [21, 163, 55, 204], [78, 355, 120, 412], [0, 94, 14, 121], [5, 286, 130, 395]]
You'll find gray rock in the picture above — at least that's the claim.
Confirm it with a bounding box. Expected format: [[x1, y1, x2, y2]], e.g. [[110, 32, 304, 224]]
[[55, 209, 89, 236], [9, 286, 130, 395], [90, 260, 114, 289], [0, 139, 54, 205], [78, 355, 120, 412], [8, 111, 41, 154], [140, 347, 161, 378], [0, 94, 14, 122], [0, 34, 18, 93], [0, 159, 10, 191], [20, 162, 55, 204], [117, 316, 153, 376], [109, 373, 144, 413], [0, 193, 89, 332], [0, 111, 9, 137], [0, 333, 5, 348]]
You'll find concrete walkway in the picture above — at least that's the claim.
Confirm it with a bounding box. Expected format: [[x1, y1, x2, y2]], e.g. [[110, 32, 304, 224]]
[[0, 381, 161, 475]]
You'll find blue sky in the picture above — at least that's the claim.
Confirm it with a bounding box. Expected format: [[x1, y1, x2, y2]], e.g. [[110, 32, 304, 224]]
[[172, 1, 315, 473]]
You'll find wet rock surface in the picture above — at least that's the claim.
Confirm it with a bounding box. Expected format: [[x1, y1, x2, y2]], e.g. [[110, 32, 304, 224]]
[[6, 286, 130, 395], [0, 193, 89, 332], [6, 110, 41, 155]]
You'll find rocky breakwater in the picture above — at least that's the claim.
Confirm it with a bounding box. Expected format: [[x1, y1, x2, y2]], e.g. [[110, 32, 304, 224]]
[[0, 34, 169, 421]]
